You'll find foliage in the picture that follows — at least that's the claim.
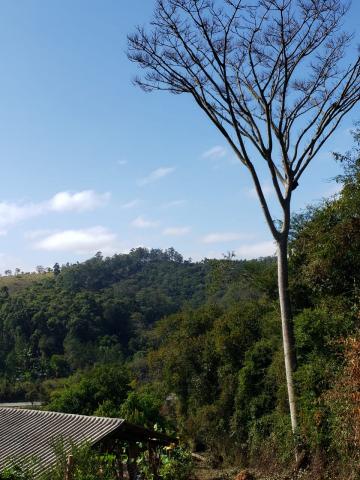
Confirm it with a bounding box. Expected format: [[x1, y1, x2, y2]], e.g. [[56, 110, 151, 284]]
[[41, 442, 120, 480], [0, 464, 35, 480], [290, 127, 360, 306], [119, 390, 165, 429], [46, 364, 130, 415], [136, 445, 193, 480], [0, 442, 194, 480], [0, 443, 124, 480], [0, 247, 208, 396], [157, 445, 193, 480], [324, 335, 360, 474]]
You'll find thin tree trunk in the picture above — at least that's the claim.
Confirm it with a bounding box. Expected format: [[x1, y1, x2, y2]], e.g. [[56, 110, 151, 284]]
[[277, 236, 298, 436], [64, 455, 74, 480]]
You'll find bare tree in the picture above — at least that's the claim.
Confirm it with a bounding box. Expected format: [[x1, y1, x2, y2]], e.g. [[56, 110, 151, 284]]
[[128, 0, 360, 445]]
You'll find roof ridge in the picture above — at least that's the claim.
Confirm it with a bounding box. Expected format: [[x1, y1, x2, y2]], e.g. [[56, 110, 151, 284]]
[[0, 407, 125, 424]]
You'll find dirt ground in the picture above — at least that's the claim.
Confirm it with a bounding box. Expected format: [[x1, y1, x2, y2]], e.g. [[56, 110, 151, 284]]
[[193, 465, 291, 480], [194, 466, 239, 480]]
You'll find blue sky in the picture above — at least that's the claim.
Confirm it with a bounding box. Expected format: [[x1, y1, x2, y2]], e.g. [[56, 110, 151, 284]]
[[0, 0, 359, 272]]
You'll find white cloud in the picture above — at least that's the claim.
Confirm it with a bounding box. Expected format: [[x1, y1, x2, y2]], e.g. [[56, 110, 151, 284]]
[[163, 226, 191, 236], [34, 227, 117, 255], [202, 232, 252, 244], [202, 146, 227, 160], [121, 199, 140, 209], [117, 159, 128, 166], [49, 190, 110, 212], [236, 241, 276, 259], [0, 202, 44, 229], [138, 167, 175, 186], [131, 216, 159, 229], [25, 229, 55, 240], [0, 190, 110, 230]]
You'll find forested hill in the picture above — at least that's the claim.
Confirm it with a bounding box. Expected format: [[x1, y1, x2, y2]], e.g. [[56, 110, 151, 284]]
[[0, 246, 275, 386], [0, 248, 201, 380]]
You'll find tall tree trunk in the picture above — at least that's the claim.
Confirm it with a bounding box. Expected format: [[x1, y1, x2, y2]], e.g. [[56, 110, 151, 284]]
[[277, 235, 298, 435]]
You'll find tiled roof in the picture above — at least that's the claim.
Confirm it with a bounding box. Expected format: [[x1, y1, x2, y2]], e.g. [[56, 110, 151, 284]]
[[0, 407, 125, 475]]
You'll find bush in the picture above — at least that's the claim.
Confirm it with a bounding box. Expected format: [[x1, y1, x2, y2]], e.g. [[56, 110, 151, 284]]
[[0, 442, 194, 480], [42, 442, 119, 480], [324, 335, 360, 474], [0, 464, 35, 480], [158, 446, 193, 480], [137, 445, 193, 480], [46, 364, 130, 415]]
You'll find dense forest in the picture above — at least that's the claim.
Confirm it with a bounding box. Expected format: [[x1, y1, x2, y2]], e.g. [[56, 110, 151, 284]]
[[0, 246, 207, 385], [1, 131, 360, 478]]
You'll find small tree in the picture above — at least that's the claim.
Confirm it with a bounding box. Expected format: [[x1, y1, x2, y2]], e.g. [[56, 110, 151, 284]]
[[53, 263, 61, 277], [128, 0, 360, 445]]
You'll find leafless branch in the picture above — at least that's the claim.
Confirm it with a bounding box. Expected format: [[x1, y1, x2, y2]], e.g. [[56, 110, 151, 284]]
[[128, 0, 359, 236]]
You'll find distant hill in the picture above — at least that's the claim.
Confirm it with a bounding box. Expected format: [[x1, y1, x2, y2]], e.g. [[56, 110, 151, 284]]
[[0, 248, 210, 386], [0, 247, 276, 395]]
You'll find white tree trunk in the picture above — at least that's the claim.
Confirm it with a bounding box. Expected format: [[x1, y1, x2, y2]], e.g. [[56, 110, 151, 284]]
[[277, 237, 298, 435]]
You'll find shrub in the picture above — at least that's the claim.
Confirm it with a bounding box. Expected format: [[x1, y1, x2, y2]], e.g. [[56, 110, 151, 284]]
[[137, 445, 193, 480], [325, 335, 360, 473]]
